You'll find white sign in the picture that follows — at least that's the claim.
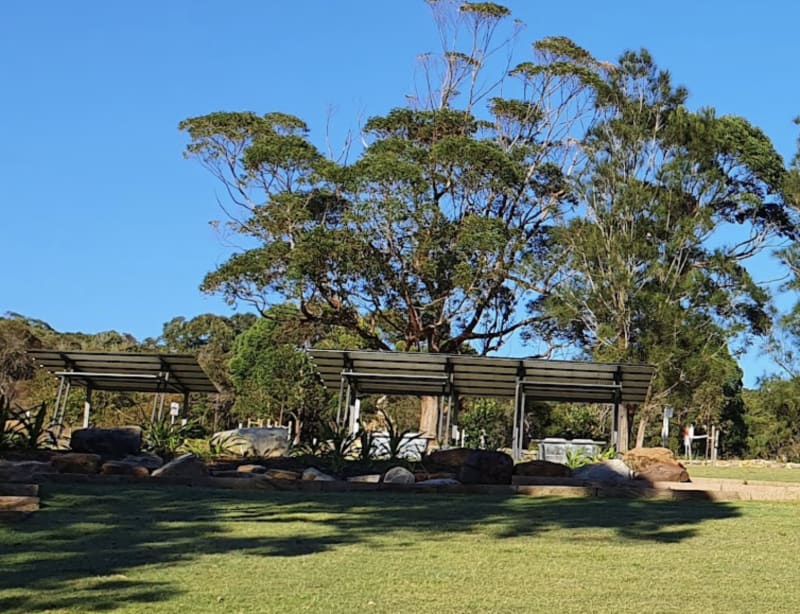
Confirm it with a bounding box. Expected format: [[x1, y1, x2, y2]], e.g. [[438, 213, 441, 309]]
[[169, 402, 180, 417]]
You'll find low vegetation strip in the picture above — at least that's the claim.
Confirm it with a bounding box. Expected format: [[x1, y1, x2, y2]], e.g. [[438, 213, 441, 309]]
[[2, 484, 800, 613]]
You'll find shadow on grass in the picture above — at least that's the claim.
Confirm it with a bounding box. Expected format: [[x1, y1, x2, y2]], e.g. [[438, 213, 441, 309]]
[[0, 483, 742, 612]]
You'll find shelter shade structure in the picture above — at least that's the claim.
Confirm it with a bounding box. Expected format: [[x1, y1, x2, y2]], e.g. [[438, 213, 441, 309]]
[[28, 350, 220, 431], [306, 350, 655, 459]]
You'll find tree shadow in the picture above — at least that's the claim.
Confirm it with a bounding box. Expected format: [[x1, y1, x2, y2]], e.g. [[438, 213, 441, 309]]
[[0, 483, 742, 612]]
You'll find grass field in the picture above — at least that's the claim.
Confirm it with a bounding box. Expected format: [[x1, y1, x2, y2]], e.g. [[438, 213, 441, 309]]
[[687, 464, 800, 483], [2, 483, 800, 613]]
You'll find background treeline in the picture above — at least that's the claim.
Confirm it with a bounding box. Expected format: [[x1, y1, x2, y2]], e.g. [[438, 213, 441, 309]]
[[3, 309, 800, 461]]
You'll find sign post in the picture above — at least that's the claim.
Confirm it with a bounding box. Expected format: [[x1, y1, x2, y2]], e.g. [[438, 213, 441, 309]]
[[661, 406, 673, 448]]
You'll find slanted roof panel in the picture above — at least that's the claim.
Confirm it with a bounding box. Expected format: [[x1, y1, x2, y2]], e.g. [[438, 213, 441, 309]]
[[28, 350, 220, 394], [307, 349, 654, 404]]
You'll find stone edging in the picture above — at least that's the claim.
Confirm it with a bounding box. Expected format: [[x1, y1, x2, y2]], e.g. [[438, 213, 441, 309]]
[[25, 471, 800, 502]]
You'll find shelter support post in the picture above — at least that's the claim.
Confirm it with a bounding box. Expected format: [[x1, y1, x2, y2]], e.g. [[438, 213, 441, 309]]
[[435, 396, 444, 443], [512, 367, 524, 460], [83, 385, 93, 428], [444, 392, 454, 448], [52, 376, 66, 426], [612, 366, 622, 451], [343, 382, 352, 429], [336, 375, 346, 425]]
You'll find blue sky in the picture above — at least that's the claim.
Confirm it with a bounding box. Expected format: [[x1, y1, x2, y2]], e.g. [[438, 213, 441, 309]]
[[2, 1, 798, 385]]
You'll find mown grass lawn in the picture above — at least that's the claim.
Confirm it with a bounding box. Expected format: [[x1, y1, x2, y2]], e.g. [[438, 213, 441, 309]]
[[687, 464, 800, 483], [2, 483, 799, 614]]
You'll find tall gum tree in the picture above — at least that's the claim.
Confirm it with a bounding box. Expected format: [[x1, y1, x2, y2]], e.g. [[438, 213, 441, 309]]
[[529, 52, 798, 449]]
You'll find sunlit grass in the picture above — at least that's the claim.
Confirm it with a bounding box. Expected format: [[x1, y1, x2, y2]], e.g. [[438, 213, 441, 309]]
[[687, 463, 800, 483], [1, 484, 799, 613]]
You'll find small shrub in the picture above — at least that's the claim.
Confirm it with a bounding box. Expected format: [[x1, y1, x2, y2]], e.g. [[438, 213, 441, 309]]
[[378, 409, 418, 460], [143, 418, 204, 460]]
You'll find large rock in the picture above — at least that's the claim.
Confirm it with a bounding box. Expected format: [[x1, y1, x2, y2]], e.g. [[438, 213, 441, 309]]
[[51, 453, 102, 474], [572, 459, 632, 484], [635, 463, 690, 483], [459, 450, 514, 485], [101, 461, 149, 478], [0, 460, 53, 482], [151, 453, 208, 479], [382, 466, 415, 484], [622, 447, 682, 472], [237, 464, 267, 474], [348, 474, 382, 483], [120, 453, 163, 471], [301, 467, 336, 481], [415, 478, 460, 487], [424, 448, 474, 471], [70, 427, 142, 459], [514, 460, 571, 478], [266, 469, 300, 480], [211, 427, 290, 458]]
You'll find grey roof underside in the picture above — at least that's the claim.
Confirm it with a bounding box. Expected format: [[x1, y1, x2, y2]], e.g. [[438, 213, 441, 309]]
[[28, 350, 220, 394], [307, 350, 654, 404]]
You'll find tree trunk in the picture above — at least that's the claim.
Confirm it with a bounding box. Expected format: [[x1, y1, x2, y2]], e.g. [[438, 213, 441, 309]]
[[617, 404, 630, 453], [635, 417, 647, 449], [419, 396, 439, 441]]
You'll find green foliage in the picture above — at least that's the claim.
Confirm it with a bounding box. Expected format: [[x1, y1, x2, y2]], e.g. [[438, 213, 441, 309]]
[[180, 3, 605, 356], [565, 448, 592, 470], [458, 398, 510, 449], [317, 421, 358, 473], [742, 379, 800, 461], [377, 409, 418, 460], [357, 424, 377, 462], [0, 396, 54, 451], [0, 396, 22, 451], [14, 402, 53, 449], [143, 419, 205, 461]]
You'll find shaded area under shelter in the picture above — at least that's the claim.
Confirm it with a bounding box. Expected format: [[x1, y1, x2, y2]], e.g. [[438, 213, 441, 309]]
[[307, 349, 655, 458], [28, 350, 219, 432]]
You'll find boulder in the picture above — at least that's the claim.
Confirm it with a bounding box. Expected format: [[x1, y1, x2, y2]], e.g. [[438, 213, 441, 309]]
[[424, 447, 474, 471], [382, 466, 415, 484], [151, 454, 209, 479], [635, 463, 690, 483], [237, 464, 267, 474], [622, 447, 682, 472], [572, 459, 632, 484], [51, 453, 102, 474], [211, 470, 257, 479], [120, 453, 163, 471], [101, 461, 149, 478], [514, 460, 571, 478], [211, 427, 290, 458], [459, 450, 514, 485], [347, 474, 382, 483], [0, 460, 53, 482], [266, 469, 300, 480], [415, 478, 460, 487], [301, 467, 335, 481], [70, 427, 142, 459], [414, 471, 457, 482]]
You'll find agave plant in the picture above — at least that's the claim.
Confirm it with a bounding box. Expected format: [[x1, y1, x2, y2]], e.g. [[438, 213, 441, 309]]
[[378, 409, 418, 460]]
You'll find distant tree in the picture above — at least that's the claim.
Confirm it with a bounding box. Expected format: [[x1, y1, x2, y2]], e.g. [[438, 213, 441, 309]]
[[0, 315, 43, 402], [743, 378, 800, 461], [155, 313, 257, 429]]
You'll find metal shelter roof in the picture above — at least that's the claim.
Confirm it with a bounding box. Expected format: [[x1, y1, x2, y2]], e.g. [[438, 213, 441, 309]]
[[29, 350, 220, 394], [307, 349, 654, 404]]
